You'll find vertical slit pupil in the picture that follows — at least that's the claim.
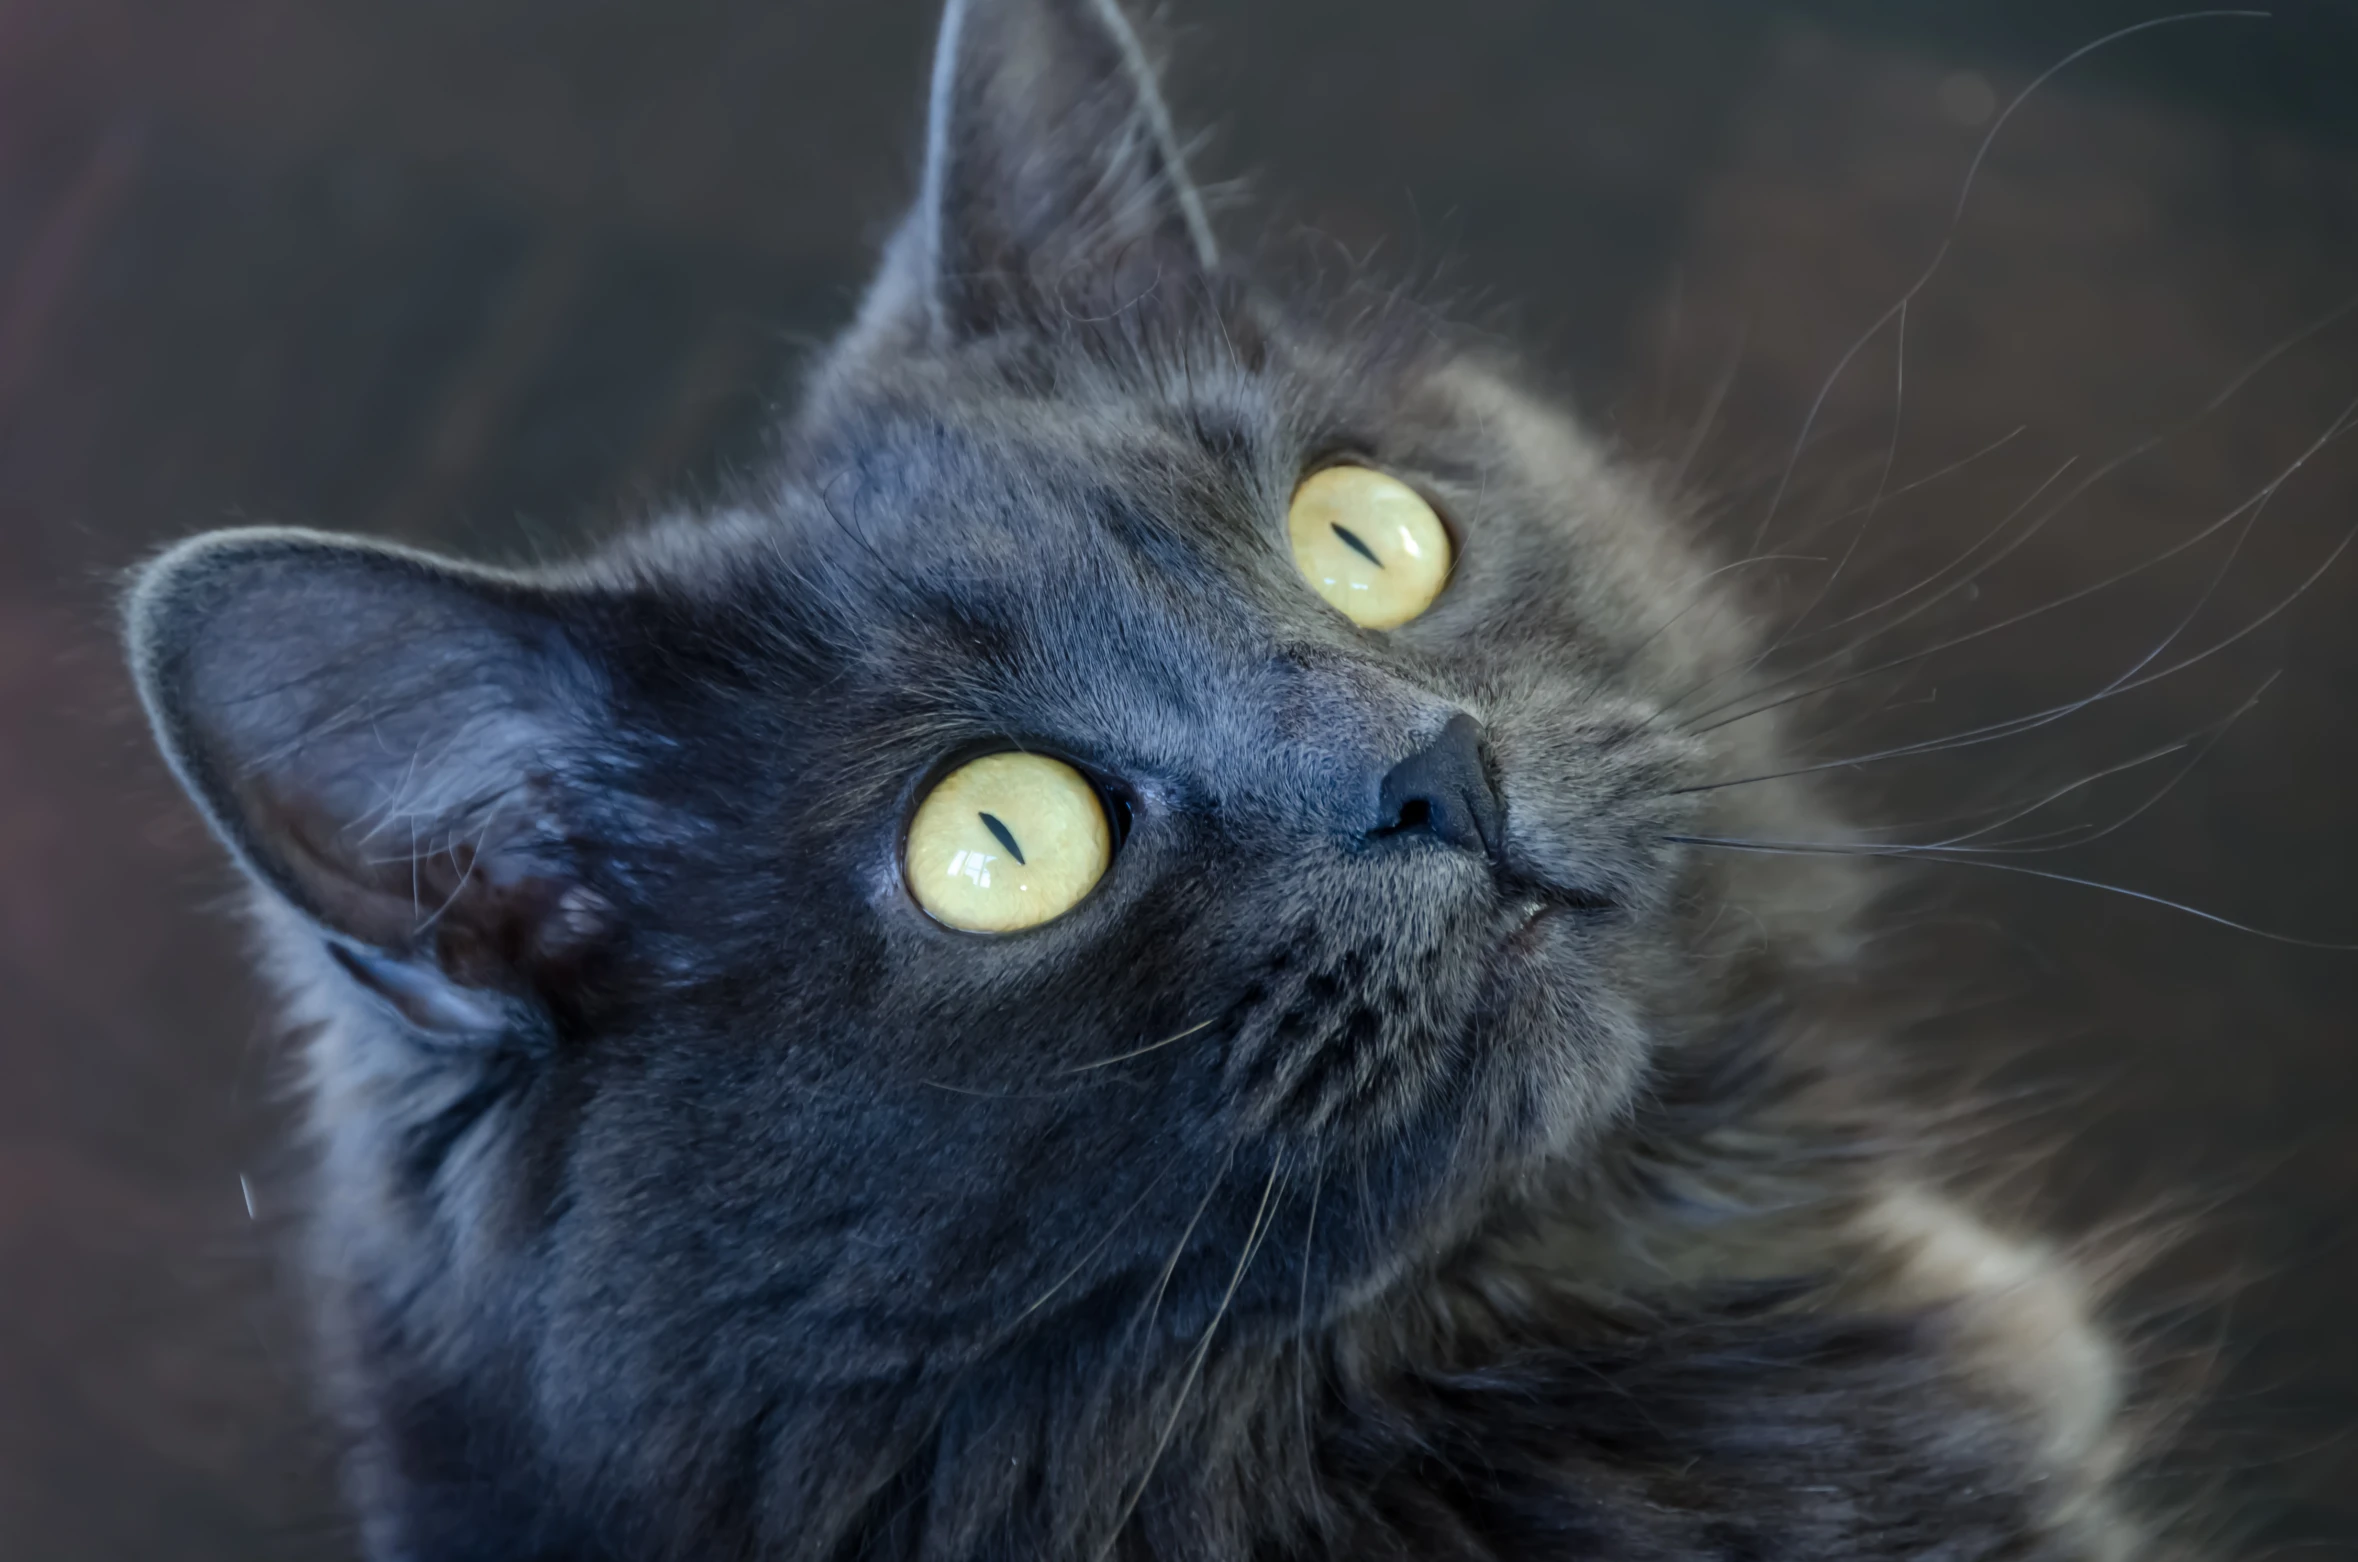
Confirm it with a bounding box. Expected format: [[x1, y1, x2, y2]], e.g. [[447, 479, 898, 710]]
[[1330, 522, 1385, 568], [979, 811, 1026, 864]]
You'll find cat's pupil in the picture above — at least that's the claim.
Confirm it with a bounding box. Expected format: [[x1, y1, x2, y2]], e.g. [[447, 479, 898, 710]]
[[979, 811, 1027, 865], [1331, 522, 1385, 568]]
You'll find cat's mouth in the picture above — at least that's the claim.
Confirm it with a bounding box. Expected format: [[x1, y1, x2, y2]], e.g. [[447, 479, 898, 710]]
[[1497, 876, 1619, 955], [1503, 899, 1559, 956]]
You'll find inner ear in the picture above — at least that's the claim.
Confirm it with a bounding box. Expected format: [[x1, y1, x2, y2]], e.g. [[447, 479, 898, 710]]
[[127, 528, 628, 1029], [867, 0, 1218, 341]]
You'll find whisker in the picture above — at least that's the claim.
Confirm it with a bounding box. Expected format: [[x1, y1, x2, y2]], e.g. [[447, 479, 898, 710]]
[[1804, 670, 1937, 755], [1648, 266, 1687, 436], [1663, 453, 2078, 721], [1670, 318, 1751, 494], [1725, 454, 2270, 778], [1645, 429, 2033, 722], [1683, 396, 2358, 747], [1672, 434, 2358, 800], [921, 1015, 1222, 1097], [1005, 1158, 1181, 1332], [1686, 286, 2358, 727], [1097, 1154, 1289, 1561], [1927, 673, 2275, 852], [1745, 8, 2272, 559], [1666, 834, 2358, 950], [1059, 1016, 1219, 1074], [1614, 552, 1829, 673], [1291, 1161, 1324, 1511], [1774, 419, 2032, 559], [1140, 1147, 1233, 1345], [1851, 732, 2197, 846], [917, 1073, 1149, 1100], [1785, 289, 2358, 663], [1921, 741, 2196, 850], [1765, 298, 1910, 655], [1772, 452, 2071, 653]]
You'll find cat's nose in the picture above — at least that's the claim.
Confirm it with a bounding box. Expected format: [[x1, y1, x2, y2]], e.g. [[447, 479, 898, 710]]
[[1371, 713, 1503, 858]]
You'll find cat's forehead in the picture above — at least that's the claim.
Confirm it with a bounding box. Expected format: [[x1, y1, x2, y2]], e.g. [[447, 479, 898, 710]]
[[792, 330, 1493, 576], [782, 386, 1282, 617]]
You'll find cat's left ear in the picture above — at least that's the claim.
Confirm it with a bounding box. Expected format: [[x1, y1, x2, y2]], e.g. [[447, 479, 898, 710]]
[[861, 0, 1218, 341]]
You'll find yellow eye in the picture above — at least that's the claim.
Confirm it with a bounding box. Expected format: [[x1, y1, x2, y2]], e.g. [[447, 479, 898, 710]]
[[905, 752, 1112, 932], [1286, 466, 1453, 629]]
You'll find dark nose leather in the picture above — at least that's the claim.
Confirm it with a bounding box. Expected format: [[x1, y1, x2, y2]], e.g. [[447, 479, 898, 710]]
[[1372, 713, 1502, 857]]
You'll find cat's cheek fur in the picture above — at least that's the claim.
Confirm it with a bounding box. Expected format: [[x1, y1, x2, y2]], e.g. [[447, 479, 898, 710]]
[[1856, 1188, 2133, 1496]]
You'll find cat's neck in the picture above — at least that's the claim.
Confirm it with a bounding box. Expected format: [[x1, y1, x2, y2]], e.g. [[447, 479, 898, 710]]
[[735, 1051, 1888, 1557]]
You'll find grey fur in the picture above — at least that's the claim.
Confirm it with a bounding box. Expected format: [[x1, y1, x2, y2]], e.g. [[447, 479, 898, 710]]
[[121, 2, 2158, 1558]]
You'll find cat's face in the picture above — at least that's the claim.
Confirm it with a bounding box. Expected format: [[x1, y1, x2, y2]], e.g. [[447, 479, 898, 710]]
[[545, 326, 1719, 1375], [128, 0, 1768, 1455]]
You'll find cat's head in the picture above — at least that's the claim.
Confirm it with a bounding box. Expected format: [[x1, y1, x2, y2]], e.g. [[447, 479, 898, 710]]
[[126, 0, 1827, 1521]]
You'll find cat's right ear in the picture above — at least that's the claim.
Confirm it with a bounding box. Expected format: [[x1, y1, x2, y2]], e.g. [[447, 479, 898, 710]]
[[127, 529, 632, 1040], [857, 0, 1218, 344]]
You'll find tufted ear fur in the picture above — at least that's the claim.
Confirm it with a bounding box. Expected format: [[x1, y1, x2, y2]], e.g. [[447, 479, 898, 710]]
[[126, 529, 624, 1039], [861, 0, 1218, 342]]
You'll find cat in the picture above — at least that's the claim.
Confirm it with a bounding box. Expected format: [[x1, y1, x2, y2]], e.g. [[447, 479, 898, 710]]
[[123, 0, 2160, 1556]]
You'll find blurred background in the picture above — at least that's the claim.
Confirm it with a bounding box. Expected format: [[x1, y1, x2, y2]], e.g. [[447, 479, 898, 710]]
[[3, 0, 2355, 1555]]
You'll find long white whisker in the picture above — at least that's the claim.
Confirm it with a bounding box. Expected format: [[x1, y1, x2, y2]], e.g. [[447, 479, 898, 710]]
[[1746, 9, 2270, 557], [1667, 834, 2357, 950], [1061, 1017, 1219, 1074], [1682, 396, 2358, 750], [1096, 1154, 1288, 1560], [1685, 279, 2358, 730], [1007, 1159, 1181, 1331], [1672, 427, 2358, 800], [1765, 298, 1909, 657], [1140, 1147, 1233, 1345], [1930, 674, 2275, 851]]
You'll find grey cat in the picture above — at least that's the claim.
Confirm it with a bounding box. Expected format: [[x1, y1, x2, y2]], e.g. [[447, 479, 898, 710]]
[[124, 0, 2153, 1557]]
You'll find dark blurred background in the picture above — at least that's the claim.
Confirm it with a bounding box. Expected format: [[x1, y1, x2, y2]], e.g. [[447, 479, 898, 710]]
[[4, 1, 2356, 1556]]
